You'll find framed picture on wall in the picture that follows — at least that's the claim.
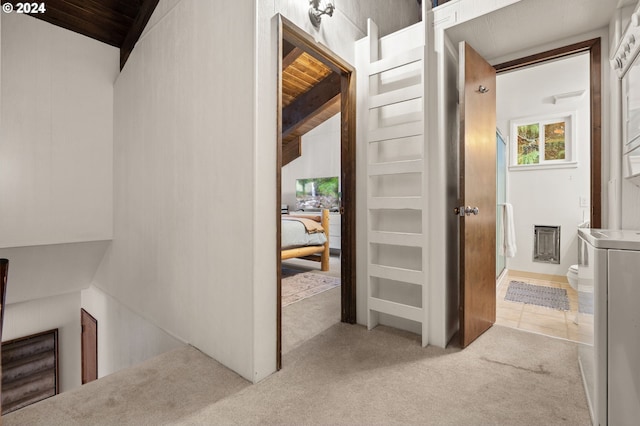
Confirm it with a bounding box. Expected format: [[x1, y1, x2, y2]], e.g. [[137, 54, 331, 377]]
[[509, 112, 577, 170]]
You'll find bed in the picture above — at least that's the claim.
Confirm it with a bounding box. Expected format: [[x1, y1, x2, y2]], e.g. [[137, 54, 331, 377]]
[[281, 209, 330, 271]]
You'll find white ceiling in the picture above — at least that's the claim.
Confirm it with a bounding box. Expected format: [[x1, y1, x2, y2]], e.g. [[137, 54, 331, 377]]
[[445, 0, 637, 63]]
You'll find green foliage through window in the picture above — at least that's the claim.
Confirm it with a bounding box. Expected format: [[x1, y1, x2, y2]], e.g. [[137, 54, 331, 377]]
[[513, 116, 570, 167], [544, 122, 566, 161], [517, 124, 539, 165]]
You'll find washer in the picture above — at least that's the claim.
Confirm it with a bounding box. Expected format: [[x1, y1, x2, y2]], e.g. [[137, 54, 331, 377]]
[[577, 228, 640, 425]]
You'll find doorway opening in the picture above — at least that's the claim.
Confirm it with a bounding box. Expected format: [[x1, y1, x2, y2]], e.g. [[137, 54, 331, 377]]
[[276, 16, 356, 369], [493, 39, 601, 344], [81, 308, 98, 384]]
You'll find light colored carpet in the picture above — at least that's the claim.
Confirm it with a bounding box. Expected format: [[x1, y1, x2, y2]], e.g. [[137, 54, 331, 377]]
[[282, 285, 340, 354], [4, 324, 591, 425], [281, 268, 341, 307]]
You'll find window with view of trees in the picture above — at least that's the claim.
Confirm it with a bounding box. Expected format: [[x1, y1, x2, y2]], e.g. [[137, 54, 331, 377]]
[[511, 113, 575, 169]]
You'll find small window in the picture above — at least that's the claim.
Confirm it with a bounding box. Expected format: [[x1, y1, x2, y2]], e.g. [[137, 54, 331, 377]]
[[510, 113, 576, 170]]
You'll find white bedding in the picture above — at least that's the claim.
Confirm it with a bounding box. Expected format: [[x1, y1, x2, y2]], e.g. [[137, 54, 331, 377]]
[[281, 218, 327, 249]]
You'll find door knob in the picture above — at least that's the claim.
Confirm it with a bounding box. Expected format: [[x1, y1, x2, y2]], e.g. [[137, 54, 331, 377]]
[[454, 206, 480, 217]]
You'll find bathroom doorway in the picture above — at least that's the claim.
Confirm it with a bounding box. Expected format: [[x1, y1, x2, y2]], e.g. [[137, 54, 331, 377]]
[[493, 39, 600, 344]]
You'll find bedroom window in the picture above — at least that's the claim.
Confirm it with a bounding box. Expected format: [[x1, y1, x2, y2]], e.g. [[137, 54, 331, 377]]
[[510, 113, 577, 170]]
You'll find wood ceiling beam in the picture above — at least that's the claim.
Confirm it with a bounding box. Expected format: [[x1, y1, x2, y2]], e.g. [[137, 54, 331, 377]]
[[282, 136, 302, 166], [282, 72, 341, 138], [120, 0, 160, 70]]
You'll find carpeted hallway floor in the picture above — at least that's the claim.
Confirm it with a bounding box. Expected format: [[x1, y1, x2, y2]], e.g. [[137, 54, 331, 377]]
[[4, 324, 591, 425]]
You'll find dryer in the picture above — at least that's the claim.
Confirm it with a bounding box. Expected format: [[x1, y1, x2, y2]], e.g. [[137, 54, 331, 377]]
[[577, 229, 640, 425]]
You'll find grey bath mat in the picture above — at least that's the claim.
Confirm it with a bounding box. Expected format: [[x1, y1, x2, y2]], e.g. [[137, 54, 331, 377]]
[[505, 280, 570, 311]]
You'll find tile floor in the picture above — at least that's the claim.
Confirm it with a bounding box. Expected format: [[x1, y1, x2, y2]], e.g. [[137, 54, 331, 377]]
[[496, 273, 592, 345]]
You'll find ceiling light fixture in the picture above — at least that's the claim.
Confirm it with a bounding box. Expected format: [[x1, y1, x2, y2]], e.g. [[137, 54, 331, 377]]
[[309, 0, 335, 28]]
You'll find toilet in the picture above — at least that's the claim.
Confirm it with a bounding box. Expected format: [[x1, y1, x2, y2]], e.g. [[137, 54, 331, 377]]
[[567, 221, 589, 291], [567, 264, 578, 290]]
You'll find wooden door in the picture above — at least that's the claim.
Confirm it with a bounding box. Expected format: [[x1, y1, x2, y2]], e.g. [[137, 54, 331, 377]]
[[81, 309, 98, 384], [458, 42, 497, 348]]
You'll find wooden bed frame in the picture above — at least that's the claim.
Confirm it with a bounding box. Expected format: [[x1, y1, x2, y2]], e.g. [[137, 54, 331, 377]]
[[281, 209, 330, 271]]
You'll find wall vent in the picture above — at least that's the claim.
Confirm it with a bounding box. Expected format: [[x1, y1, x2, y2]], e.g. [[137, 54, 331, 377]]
[[533, 225, 561, 264]]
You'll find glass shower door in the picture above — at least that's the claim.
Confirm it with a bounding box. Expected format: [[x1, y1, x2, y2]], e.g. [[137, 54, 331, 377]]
[[496, 130, 507, 277]]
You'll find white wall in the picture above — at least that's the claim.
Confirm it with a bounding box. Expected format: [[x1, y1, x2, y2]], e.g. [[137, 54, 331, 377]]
[[3, 293, 82, 392], [497, 54, 591, 276], [0, 14, 116, 396], [281, 114, 341, 210], [98, 0, 257, 381], [0, 241, 109, 304], [0, 13, 117, 248], [81, 286, 185, 378]]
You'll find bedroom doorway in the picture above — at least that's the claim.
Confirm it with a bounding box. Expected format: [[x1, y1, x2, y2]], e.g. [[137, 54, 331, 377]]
[[276, 16, 356, 369]]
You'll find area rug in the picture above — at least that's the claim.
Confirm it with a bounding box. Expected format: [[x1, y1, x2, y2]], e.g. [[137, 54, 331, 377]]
[[281, 268, 341, 307], [504, 281, 570, 311]]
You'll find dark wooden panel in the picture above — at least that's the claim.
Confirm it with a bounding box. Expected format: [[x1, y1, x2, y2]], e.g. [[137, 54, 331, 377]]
[[120, 0, 160, 69], [282, 72, 341, 138], [340, 70, 357, 324], [282, 136, 302, 166], [81, 309, 98, 384], [0, 258, 7, 416], [0, 258, 7, 343], [459, 42, 496, 348], [2, 329, 59, 415], [3, 370, 56, 408]]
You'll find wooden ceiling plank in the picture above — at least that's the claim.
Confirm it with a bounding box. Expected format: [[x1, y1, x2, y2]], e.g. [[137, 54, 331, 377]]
[[110, 0, 141, 20], [294, 54, 332, 78], [282, 72, 341, 138], [120, 0, 160, 69], [282, 73, 315, 95], [283, 61, 331, 89], [5, 0, 134, 47], [57, 0, 136, 25]]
